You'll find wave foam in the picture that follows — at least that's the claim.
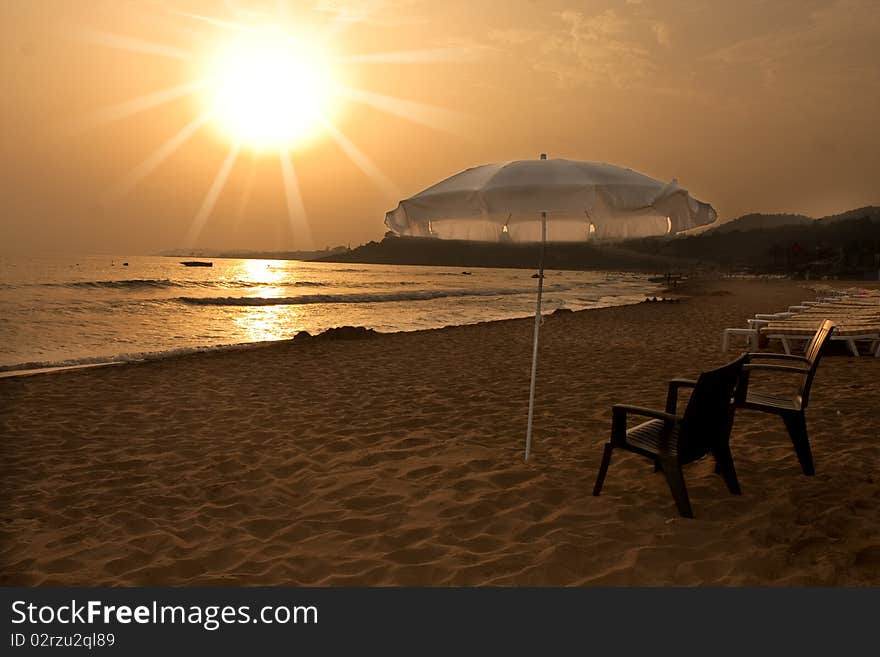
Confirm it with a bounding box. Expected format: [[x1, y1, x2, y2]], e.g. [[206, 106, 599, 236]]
[[0, 342, 273, 374], [176, 287, 546, 306]]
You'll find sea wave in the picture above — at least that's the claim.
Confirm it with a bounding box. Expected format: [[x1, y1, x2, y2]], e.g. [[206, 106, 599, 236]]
[[4, 278, 464, 291], [176, 287, 551, 306], [0, 278, 487, 292], [66, 279, 208, 289], [0, 342, 273, 374], [1, 278, 336, 290]]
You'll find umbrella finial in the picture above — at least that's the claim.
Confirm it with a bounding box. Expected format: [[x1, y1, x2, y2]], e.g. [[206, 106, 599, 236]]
[[540, 153, 547, 160]]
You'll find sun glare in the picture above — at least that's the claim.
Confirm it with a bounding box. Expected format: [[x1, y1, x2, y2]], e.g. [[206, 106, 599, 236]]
[[88, 7, 468, 247], [203, 28, 339, 150]]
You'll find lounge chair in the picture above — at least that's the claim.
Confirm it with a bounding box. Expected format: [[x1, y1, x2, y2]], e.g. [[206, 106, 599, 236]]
[[735, 319, 835, 476], [592, 355, 747, 518], [722, 327, 758, 352], [754, 299, 877, 355], [722, 312, 792, 351]]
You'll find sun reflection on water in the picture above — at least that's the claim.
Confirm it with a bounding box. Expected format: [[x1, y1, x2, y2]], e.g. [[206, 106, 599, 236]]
[[232, 304, 304, 343], [230, 259, 304, 342], [237, 259, 288, 287]]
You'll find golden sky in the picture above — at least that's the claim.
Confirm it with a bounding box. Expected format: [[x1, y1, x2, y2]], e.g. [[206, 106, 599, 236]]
[[2, 0, 879, 254]]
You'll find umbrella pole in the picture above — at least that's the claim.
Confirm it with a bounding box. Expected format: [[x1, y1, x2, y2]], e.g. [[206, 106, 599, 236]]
[[524, 211, 547, 461]]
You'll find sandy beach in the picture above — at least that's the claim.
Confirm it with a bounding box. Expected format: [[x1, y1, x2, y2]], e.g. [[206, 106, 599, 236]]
[[1, 278, 878, 586]]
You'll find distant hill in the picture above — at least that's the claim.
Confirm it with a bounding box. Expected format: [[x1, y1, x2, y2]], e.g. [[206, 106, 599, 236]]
[[316, 236, 695, 272], [156, 246, 349, 260], [709, 213, 812, 234], [705, 206, 880, 234], [816, 206, 880, 224], [624, 208, 880, 278]]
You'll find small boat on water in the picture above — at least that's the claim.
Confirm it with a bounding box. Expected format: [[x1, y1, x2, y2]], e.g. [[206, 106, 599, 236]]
[[180, 261, 213, 267]]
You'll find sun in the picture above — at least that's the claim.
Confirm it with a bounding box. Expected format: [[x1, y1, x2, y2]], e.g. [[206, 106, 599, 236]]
[[202, 28, 340, 151]]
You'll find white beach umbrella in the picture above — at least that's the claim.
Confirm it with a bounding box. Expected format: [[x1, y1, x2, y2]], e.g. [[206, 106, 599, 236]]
[[385, 156, 718, 459]]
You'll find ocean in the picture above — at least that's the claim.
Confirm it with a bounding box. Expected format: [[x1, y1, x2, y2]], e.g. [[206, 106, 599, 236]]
[[0, 255, 661, 373]]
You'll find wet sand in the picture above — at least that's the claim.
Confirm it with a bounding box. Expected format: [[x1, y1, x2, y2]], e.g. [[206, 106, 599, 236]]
[[2, 278, 878, 585]]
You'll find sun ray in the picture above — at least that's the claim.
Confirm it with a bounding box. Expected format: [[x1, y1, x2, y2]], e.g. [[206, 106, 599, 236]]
[[338, 86, 474, 134], [321, 120, 400, 201], [74, 80, 209, 130], [318, 2, 380, 37], [71, 26, 193, 60], [107, 112, 211, 201], [339, 48, 475, 64], [166, 10, 248, 33], [279, 152, 314, 249], [185, 144, 241, 247], [122, 4, 216, 47], [234, 155, 259, 226]]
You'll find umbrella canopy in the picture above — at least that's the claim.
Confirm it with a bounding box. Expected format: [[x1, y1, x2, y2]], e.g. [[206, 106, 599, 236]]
[[386, 158, 717, 242]]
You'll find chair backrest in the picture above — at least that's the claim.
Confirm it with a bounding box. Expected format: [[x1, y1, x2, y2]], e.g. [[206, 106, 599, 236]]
[[799, 319, 835, 407], [678, 354, 747, 462]]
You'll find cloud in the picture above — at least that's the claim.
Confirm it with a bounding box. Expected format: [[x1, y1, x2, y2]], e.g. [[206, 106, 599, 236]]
[[483, 6, 685, 90], [536, 9, 656, 88], [704, 0, 880, 93], [311, 0, 426, 26], [486, 28, 543, 46]]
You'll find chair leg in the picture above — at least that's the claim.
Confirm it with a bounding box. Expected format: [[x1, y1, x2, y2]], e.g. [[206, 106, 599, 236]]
[[749, 330, 759, 351], [712, 444, 742, 495], [593, 443, 614, 496], [653, 460, 662, 473], [782, 412, 815, 476], [661, 460, 694, 518]]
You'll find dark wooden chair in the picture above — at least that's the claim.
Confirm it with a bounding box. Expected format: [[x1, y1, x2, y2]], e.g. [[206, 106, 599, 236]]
[[734, 319, 835, 476], [592, 355, 747, 518]]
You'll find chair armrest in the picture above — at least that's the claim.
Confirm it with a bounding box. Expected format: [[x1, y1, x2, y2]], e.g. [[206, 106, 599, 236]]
[[612, 404, 677, 423], [736, 363, 808, 404], [745, 352, 811, 364], [611, 405, 678, 453], [743, 364, 809, 375], [665, 379, 697, 414]]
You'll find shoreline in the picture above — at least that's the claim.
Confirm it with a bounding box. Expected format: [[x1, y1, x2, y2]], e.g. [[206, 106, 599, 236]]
[[0, 283, 668, 378], [3, 277, 878, 586]]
